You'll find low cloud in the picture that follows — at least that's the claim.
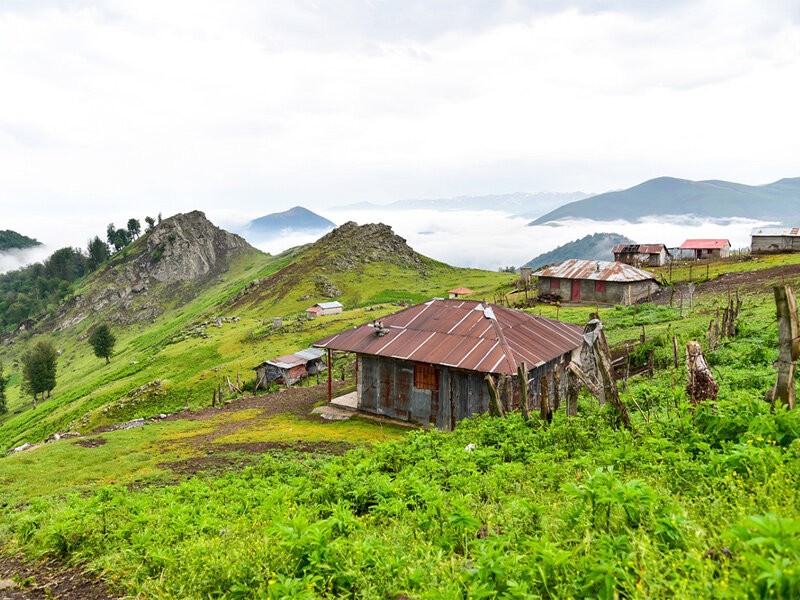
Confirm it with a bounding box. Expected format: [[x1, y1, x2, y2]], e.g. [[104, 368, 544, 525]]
[[314, 208, 766, 270], [0, 245, 54, 275]]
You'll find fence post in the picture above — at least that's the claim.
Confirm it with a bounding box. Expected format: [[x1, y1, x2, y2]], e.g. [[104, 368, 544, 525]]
[[765, 285, 798, 410]]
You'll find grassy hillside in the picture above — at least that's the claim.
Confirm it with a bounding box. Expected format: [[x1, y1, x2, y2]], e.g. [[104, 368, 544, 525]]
[[530, 176, 800, 224], [1, 252, 799, 598], [523, 232, 634, 270], [0, 220, 511, 453]]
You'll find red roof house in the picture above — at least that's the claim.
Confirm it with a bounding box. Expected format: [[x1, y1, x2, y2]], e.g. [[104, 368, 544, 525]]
[[679, 239, 731, 259]]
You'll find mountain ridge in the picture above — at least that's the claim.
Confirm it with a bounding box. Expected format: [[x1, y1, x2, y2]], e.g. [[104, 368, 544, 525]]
[[523, 232, 636, 270], [530, 176, 800, 225], [242, 206, 335, 241], [0, 230, 41, 252]]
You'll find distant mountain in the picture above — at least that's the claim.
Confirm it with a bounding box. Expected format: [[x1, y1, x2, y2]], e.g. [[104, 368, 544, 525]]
[[529, 177, 800, 225], [0, 230, 41, 252], [243, 206, 335, 241], [523, 233, 635, 270], [332, 191, 593, 217]]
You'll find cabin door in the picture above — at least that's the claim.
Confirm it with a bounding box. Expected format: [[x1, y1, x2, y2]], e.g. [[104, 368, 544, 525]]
[[571, 280, 581, 302]]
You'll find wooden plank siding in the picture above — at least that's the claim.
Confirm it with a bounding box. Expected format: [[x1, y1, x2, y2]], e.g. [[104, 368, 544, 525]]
[[356, 353, 570, 430]]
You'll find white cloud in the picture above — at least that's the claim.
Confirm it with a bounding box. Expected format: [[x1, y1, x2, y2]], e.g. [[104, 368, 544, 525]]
[[0, 0, 798, 231], [315, 207, 765, 269]]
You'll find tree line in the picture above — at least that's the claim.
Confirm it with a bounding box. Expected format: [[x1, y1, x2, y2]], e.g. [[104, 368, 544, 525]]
[[0, 214, 161, 331]]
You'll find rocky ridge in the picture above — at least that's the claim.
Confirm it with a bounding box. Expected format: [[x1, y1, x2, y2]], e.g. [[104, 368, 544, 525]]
[[229, 221, 430, 309], [54, 211, 253, 329]]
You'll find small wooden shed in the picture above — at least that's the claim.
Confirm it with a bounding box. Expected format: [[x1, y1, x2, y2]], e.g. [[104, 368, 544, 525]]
[[612, 244, 670, 267], [751, 227, 800, 255], [253, 348, 327, 389], [306, 301, 343, 319], [448, 286, 474, 298]]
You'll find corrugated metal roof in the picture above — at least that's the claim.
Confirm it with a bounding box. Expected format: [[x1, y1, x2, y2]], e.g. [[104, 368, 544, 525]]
[[448, 286, 474, 295], [679, 239, 730, 249], [262, 347, 325, 369], [316, 301, 343, 309], [751, 227, 800, 237], [312, 299, 582, 375], [306, 306, 322, 312], [612, 244, 669, 255], [532, 259, 657, 282]]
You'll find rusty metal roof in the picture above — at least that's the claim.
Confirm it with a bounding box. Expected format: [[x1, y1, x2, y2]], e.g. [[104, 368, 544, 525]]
[[751, 227, 800, 237], [532, 259, 657, 283], [259, 347, 325, 370], [312, 299, 582, 375], [612, 244, 669, 255], [679, 239, 730, 249], [448, 286, 474, 295]]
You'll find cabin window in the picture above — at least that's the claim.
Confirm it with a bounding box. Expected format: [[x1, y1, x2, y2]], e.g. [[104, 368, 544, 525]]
[[414, 363, 438, 390], [595, 280, 606, 292], [549, 277, 560, 289]]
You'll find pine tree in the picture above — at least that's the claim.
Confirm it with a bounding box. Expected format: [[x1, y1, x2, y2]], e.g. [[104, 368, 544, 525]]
[[88, 324, 116, 364]]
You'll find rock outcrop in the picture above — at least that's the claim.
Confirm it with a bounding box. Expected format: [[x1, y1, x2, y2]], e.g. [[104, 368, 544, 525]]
[[53, 211, 253, 328]]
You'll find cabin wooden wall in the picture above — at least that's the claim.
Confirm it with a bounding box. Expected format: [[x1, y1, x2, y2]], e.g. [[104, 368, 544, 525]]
[[356, 354, 570, 430]]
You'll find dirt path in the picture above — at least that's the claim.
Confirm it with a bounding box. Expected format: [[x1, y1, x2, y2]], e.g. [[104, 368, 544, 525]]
[[650, 262, 800, 306], [0, 554, 117, 600]]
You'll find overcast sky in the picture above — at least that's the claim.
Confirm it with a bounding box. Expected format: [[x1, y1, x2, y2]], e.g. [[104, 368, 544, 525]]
[[1, 0, 799, 251]]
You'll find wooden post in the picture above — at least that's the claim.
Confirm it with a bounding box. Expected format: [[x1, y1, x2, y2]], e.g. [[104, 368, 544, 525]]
[[685, 341, 718, 408], [590, 320, 631, 429], [621, 354, 629, 393], [503, 374, 513, 412], [707, 320, 714, 351], [212, 387, 216, 407], [648, 349, 655, 380], [236, 370, 240, 390], [567, 361, 600, 398], [552, 367, 561, 412], [673, 335, 680, 370], [485, 375, 505, 417], [680, 291, 684, 317], [566, 367, 579, 417], [496, 374, 506, 411], [327, 348, 332, 403], [640, 324, 646, 344], [517, 362, 530, 420], [765, 285, 798, 410], [539, 372, 552, 423]]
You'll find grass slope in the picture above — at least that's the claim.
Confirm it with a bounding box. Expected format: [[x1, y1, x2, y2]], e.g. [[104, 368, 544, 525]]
[[0, 224, 511, 453]]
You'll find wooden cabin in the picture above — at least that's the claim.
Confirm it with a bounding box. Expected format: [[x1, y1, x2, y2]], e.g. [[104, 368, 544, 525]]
[[313, 299, 582, 430], [253, 348, 326, 389], [612, 244, 670, 267], [751, 227, 800, 254], [533, 259, 660, 305]]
